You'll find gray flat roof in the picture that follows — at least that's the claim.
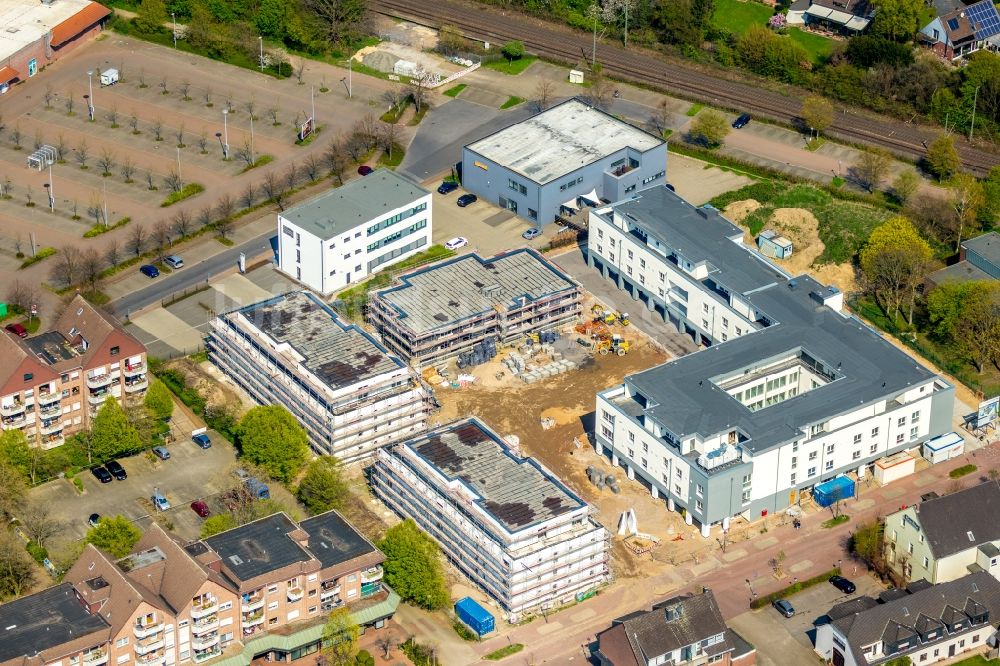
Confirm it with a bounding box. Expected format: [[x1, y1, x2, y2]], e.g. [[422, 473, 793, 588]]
[[465, 98, 664, 185], [280, 169, 428, 240], [962, 231, 1000, 267], [403, 418, 586, 533], [232, 291, 402, 390], [204, 513, 313, 582], [374, 249, 578, 334], [927, 261, 994, 285], [299, 510, 378, 570], [610, 186, 783, 294], [0, 582, 109, 662]]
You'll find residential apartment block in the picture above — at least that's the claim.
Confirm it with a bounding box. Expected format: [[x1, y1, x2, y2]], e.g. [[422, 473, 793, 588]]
[[590, 186, 954, 537], [2, 511, 396, 666], [371, 418, 610, 621], [0, 294, 148, 449], [368, 249, 581, 367], [815, 572, 1000, 666], [208, 291, 432, 461], [595, 590, 756, 666], [885, 481, 1000, 585], [276, 168, 432, 295], [461, 98, 667, 225]]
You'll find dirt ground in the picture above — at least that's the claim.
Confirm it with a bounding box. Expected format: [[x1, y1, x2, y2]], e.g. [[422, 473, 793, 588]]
[[166, 357, 248, 417]]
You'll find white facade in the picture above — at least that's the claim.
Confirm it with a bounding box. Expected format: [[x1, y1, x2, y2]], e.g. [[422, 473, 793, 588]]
[[276, 172, 432, 296], [371, 419, 610, 621]]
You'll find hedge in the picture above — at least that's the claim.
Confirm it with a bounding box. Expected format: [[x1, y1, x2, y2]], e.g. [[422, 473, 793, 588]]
[[750, 567, 841, 609]]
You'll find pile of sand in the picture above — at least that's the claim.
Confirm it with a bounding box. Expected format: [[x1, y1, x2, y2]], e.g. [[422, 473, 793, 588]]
[[722, 199, 762, 224]]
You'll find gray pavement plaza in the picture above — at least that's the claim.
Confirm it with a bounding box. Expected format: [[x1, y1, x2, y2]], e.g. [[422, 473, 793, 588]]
[[728, 572, 885, 666]]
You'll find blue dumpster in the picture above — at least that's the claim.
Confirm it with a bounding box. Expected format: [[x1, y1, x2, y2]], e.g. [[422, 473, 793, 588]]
[[814, 475, 855, 508], [455, 597, 495, 636]]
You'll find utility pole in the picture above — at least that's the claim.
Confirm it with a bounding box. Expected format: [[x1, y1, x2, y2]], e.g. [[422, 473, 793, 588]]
[[311, 85, 316, 126], [172, 13, 177, 48], [102, 178, 108, 229], [249, 114, 255, 165], [969, 84, 980, 142], [47, 161, 55, 211], [588, 2, 599, 67], [176, 146, 182, 182], [259, 36, 264, 72]]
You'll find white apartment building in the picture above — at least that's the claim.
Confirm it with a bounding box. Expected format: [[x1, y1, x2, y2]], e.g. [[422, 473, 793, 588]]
[[208, 291, 432, 461], [277, 169, 432, 295], [590, 186, 955, 537], [371, 418, 610, 621]]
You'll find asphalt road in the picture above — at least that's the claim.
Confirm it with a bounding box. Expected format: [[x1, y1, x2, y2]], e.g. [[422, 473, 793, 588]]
[[110, 231, 276, 317]]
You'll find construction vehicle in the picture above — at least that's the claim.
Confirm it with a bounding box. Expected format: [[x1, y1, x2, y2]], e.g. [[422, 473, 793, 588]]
[[595, 334, 630, 356], [526, 332, 541, 345], [591, 304, 618, 326], [619, 312, 631, 326]]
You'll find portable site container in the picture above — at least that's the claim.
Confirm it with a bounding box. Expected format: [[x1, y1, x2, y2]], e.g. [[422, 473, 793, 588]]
[[455, 597, 495, 636], [922, 432, 964, 464], [757, 230, 793, 259]]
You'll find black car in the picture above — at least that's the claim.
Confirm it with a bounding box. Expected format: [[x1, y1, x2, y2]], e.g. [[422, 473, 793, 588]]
[[437, 181, 459, 195], [772, 599, 795, 618], [88, 513, 101, 527], [91, 466, 113, 483], [830, 575, 856, 594], [105, 460, 127, 480], [732, 113, 751, 129], [456, 194, 478, 207]]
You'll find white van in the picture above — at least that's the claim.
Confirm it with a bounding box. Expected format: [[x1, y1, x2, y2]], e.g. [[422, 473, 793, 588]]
[[99, 69, 119, 86]]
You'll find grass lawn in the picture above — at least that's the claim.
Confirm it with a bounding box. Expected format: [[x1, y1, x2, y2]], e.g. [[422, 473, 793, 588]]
[[483, 55, 537, 75], [377, 142, 406, 168], [712, 0, 772, 33], [950, 657, 1000, 666], [485, 644, 524, 660], [788, 27, 836, 64], [950, 464, 978, 479], [500, 95, 524, 109], [822, 515, 850, 528], [443, 83, 467, 97], [686, 102, 705, 117]]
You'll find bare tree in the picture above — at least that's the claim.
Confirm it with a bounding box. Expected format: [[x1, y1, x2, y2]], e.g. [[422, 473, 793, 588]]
[[97, 149, 116, 177], [70, 199, 80, 219], [87, 193, 106, 226], [5, 280, 37, 313], [324, 140, 350, 184], [151, 220, 171, 262], [164, 170, 183, 193], [303, 154, 320, 182], [172, 210, 193, 238], [235, 139, 256, 168], [215, 194, 236, 222], [343, 133, 366, 163], [9, 124, 23, 150], [285, 162, 299, 191], [215, 215, 233, 240], [203, 86, 213, 107], [138, 68, 147, 88], [144, 170, 158, 191], [245, 97, 257, 120], [151, 118, 164, 142], [159, 75, 169, 96], [295, 58, 306, 84], [588, 66, 615, 111], [12, 235, 23, 257], [105, 238, 121, 267], [534, 78, 555, 112], [407, 71, 432, 113], [224, 92, 235, 114], [43, 86, 54, 109], [107, 104, 120, 128], [128, 112, 140, 135], [240, 182, 257, 209], [19, 503, 63, 548], [261, 171, 288, 210], [197, 131, 209, 154], [55, 134, 68, 162], [375, 631, 396, 659], [179, 80, 192, 101], [175, 122, 185, 148], [127, 224, 147, 257], [79, 247, 104, 291], [74, 140, 90, 169], [378, 121, 398, 158], [24, 186, 34, 207], [49, 246, 83, 287], [120, 157, 136, 183], [353, 113, 379, 151], [267, 106, 280, 126], [65, 91, 76, 116], [196, 206, 213, 228], [650, 98, 671, 136]]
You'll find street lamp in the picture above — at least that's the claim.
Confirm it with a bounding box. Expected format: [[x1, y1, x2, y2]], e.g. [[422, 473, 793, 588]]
[[45, 160, 55, 211], [259, 35, 264, 72], [43, 183, 52, 211], [172, 13, 177, 48], [221, 109, 229, 160], [249, 113, 255, 165], [340, 57, 352, 98], [86, 70, 94, 121], [215, 132, 227, 159], [176, 146, 182, 182]]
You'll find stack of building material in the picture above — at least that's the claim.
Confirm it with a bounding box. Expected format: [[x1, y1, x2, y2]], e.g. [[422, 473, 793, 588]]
[[457, 336, 498, 369]]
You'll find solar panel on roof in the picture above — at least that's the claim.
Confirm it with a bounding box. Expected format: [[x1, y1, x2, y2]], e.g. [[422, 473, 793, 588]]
[[966, 0, 1000, 37]]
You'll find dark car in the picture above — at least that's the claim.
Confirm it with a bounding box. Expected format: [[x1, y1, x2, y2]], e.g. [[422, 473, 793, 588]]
[[105, 460, 127, 480], [192, 433, 212, 449], [88, 513, 101, 528], [772, 599, 795, 618], [437, 181, 459, 195], [91, 466, 113, 483], [190, 500, 210, 518], [5, 323, 27, 338], [732, 113, 751, 129], [830, 575, 856, 594], [140, 264, 160, 278], [357, 165, 373, 176], [457, 194, 478, 207]]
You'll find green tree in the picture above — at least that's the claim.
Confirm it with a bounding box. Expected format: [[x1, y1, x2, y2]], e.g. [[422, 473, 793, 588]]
[[0, 459, 26, 519], [90, 396, 143, 463], [925, 133, 959, 181], [323, 606, 360, 666], [354, 650, 375, 666], [134, 0, 168, 34], [891, 168, 921, 206], [143, 377, 174, 421], [869, 0, 922, 41], [950, 173, 986, 251], [296, 457, 348, 515], [736, 25, 810, 83], [200, 513, 237, 538], [0, 529, 36, 600], [85, 515, 141, 558], [688, 109, 729, 147], [850, 519, 885, 566], [0, 430, 32, 481], [859, 216, 933, 323], [379, 519, 449, 610], [853, 147, 893, 192], [255, 0, 288, 38], [927, 281, 1000, 373], [981, 166, 1000, 226], [801, 95, 834, 138], [235, 405, 309, 482], [501, 40, 525, 63], [651, 0, 704, 48]]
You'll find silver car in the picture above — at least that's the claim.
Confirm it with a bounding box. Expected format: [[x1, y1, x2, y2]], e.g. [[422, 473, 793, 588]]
[[164, 255, 184, 269]]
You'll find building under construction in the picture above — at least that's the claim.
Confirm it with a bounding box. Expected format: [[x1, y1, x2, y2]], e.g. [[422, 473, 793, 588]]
[[208, 291, 432, 462], [368, 248, 582, 367], [371, 418, 610, 621]]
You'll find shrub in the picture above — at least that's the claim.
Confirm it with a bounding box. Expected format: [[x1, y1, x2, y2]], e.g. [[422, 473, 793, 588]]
[[949, 464, 977, 479], [26, 541, 49, 564], [749, 567, 840, 609]]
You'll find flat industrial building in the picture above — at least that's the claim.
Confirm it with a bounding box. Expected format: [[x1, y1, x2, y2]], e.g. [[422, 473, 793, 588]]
[[368, 248, 581, 366], [209, 291, 431, 460], [461, 98, 667, 224]]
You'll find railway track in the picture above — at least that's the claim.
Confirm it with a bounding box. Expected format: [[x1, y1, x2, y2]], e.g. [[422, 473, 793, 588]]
[[371, 0, 999, 176]]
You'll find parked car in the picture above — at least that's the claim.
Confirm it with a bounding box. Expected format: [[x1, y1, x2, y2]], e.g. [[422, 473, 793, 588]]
[[456, 194, 478, 207], [830, 575, 856, 594], [140, 264, 160, 278], [190, 500, 210, 518], [445, 237, 468, 250], [151, 492, 171, 511], [522, 227, 542, 240], [437, 181, 459, 195], [105, 460, 127, 480], [732, 113, 751, 129], [772, 599, 795, 618], [4, 323, 27, 338], [91, 466, 113, 483], [192, 433, 212, 449], [88, 513, 101, 527], [164, 255, 184, 269], [152, 446, 170, 460], [357, 165, 373, 176]]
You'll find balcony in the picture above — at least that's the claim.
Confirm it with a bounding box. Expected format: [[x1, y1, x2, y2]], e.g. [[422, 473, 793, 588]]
[[241, 593, 264, 611], [241, 611, 264, 628], [361, 566, 383, 583], [190, 598, 217, 619], [192, 616, 219, 634], [83, 650, 109, 666], [135, 654, 165, 666], [134, 636, 165, 655], [86, 373, 113, 390], [2, 414, 26, 429], [1, 402, 25, 417], [133, 620, 164, 639], [40, 420, 64, 435], [124, 362, 146, 376], [125, 377, 149, 394], [88, 391, 111, 406], [37, 391, 60, 406], [39, 402, 61, 418], [191, 632, 220, 650], [41, 434, 64, 449], [286, 586, 304, 602], [193, 647, 222, 663]]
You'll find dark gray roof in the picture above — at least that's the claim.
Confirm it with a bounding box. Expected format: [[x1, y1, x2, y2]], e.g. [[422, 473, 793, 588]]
[[828, 596, 880, 621], [913, 481, 1000, 558], [403, 418, 585, 533], [0, 582, 109, 662], [232, 291, 403, 390], [926, 261, 994, 286], [831, 572, 1000, 666], [299, 510, 378, 570], [962, 231, 1000, 268], [727, 628, 756, 659], [204, 513, 314, 582], [608, 591, 731, 663], [627, 273, 936, 453], [613, 187, 783, 294], [279, 169, 428, 240]]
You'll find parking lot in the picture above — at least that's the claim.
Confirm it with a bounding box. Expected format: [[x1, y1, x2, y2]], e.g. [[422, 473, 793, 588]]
[[728, 573, 885, 666]]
